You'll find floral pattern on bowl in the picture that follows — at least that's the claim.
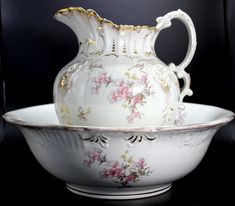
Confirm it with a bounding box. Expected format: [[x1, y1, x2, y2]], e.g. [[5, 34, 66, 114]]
[[83, 149, 152, 187]]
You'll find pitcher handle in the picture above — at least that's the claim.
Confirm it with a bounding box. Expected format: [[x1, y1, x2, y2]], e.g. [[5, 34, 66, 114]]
[[156, 9, 197, 103]]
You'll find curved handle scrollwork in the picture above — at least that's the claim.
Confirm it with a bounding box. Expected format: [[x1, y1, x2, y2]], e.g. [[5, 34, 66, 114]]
[[156, 9, 197, 103]]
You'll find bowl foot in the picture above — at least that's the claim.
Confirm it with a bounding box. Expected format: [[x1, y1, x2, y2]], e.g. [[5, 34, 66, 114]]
[[66, 183, 172, 200]]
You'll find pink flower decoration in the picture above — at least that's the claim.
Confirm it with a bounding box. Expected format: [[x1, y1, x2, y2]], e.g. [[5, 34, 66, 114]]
[[127, 111, 141, 123], [83, 160, 94, 168], [89, 69, 155, 123], [132, 94, 143, 106], [136, 158, 145, 169], [83, 148, 153, 187], [100, 163, 124, 179], [91, 72, 112, 94], [126, 174, 137, 182], [140, 74, 149, 85]]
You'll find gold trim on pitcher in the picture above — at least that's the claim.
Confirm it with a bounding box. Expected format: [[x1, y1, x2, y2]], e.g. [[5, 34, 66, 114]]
[[55, 7, 157, 31]]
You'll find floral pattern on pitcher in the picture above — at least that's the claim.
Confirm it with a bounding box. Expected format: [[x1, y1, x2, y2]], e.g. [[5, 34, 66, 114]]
[[175, 105, 186, 125], [77, 106, 91, 121], [83, 149, 152, 187], [54, 8, 196, 126], [89, 63, 155, 123], [58, 104, 72, 125], [90, 72, 113, 95]]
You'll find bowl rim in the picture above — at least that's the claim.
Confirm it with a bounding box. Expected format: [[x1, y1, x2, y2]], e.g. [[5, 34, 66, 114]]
[[2, 103, 234, 133]]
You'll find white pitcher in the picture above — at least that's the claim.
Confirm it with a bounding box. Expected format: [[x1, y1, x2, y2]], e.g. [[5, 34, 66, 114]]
[[53, 7, 197, 127]]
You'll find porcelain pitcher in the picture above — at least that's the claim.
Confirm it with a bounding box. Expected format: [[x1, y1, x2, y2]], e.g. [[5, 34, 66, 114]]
[[53, 7, 197, 127]]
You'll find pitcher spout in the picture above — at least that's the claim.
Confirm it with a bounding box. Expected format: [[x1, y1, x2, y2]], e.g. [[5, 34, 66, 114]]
[[54, 7, 159, 58]]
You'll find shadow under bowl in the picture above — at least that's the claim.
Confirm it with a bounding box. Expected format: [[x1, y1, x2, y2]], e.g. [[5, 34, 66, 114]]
[[3, 103, 234, 200]]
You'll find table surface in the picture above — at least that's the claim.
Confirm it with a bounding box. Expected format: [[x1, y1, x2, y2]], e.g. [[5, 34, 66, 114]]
[[0, 123, 235, 205]]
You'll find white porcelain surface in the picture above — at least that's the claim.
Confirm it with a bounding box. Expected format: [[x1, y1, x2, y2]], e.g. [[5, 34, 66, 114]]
[[53, 7, 197, 127], [3, 103, 234, 199]]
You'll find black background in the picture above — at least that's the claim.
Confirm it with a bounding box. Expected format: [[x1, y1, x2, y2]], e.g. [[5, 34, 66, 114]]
[[1, 0, 235, 205]]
